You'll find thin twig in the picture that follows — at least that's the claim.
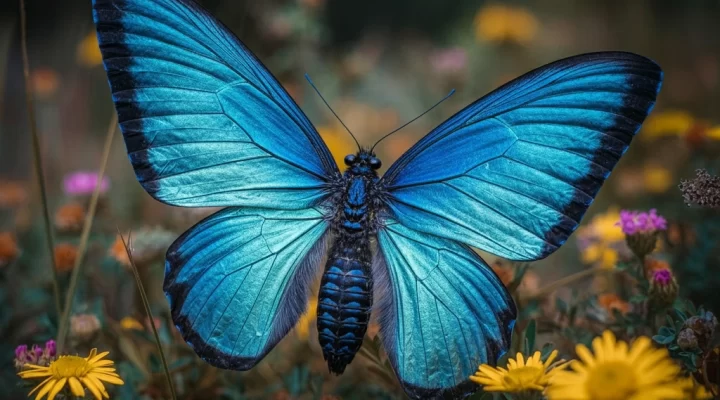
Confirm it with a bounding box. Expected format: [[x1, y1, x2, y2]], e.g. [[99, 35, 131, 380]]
[[19, 0, 62, 320], [56, 114, 117, 353], [118, 229, 178, 400]]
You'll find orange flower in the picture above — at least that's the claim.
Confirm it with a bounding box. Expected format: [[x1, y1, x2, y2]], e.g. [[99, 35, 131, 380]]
[[597, 293, 630, 315], [31, 68, 59, 98], [0, 232, 19, 266], [0, 181, 27, 208], [54, 203, 86, 233], [490, 260, 514, 287], [108, 234, 130, 266], [645, 258, 671, 274], [53, 244, 78, 273]]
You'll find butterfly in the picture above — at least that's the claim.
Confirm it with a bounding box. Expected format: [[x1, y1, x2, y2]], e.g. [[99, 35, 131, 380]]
[[92, 0, 662, 398]]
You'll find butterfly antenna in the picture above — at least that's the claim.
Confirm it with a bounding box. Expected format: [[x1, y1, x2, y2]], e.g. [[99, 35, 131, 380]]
[[370, 89, 455, 152], [305, 74, 361, 150]]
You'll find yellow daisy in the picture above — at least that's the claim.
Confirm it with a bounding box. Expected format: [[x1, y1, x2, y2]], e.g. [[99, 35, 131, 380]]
[[18, 348, 124, 400], [546, 330, 685, 400], [470, 350, 566, 393]]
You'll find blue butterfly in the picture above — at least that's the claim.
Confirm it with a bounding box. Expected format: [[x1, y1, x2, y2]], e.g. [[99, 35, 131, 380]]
[[92, 0, 663, 398]]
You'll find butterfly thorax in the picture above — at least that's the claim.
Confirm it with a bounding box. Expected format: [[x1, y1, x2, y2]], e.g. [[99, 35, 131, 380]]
[[317, 151, 381, 374]]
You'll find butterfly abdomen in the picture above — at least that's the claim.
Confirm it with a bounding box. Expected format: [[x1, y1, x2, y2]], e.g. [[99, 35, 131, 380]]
[[317, 175, 374, 374]]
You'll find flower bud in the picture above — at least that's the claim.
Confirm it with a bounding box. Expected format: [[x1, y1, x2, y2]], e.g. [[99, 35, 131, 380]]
[[677, 328, 699, 351], [684, 311, 718, 350], [648, 268, 679, 308]]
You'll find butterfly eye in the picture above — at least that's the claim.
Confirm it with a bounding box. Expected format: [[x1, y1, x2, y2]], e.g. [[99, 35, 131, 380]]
[[344, 154, 356, 166], [369, 158, 382, 170]]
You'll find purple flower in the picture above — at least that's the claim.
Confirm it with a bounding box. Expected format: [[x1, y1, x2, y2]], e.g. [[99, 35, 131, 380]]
[[44, 340, 56, 357], [14, 344, 27, 359], [63, 171, 110, 196], [430, 47, 468, 74], [617, 209, 667, 235], [652, 269, 672, 285]]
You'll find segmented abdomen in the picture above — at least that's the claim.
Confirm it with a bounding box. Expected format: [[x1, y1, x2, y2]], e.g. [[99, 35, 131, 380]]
[[317, 242, 373, 374]]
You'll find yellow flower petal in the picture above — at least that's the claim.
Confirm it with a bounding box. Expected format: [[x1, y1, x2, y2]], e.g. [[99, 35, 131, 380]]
[[28, 377, 53, 397], [544, 350, 558, 368], [88, 350, 110, 364], [93, 372, 125, 385], [81, 377, 103, 400], [19, 370, 53, 379], [68, 377, 85, 396], [47, 377, 68, 400], [34, 378, 56, 400]]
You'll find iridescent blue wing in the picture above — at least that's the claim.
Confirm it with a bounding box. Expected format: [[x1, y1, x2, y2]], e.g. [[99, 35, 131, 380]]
[[93, 0, 338, 209], [375, 219, 515, 399], [381, 52, 662, 260], [164, 207, 328, 369]]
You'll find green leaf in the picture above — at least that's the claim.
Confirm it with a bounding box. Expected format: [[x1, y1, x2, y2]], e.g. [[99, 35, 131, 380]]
[[652, 335, 674, 345], [658, 326, 676, 337], [674, 307, 688, 322], [509, 323, 525, 359], [629, 294, 647, 304], [525, 320, 537, 354], [540, 343, 555, 360]]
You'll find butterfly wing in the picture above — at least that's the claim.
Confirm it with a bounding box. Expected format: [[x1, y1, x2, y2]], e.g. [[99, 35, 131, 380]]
[[381, 52, 662, 260], [375, 219, 515, 399], [164, 206, 328, 369], [93, 0, 338, 209]]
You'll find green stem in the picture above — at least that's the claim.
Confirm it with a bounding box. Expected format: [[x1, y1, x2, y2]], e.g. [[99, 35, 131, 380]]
[[19, 0, 62, 322], [56, 115, 117, 353], [118, 230, 178, 400]]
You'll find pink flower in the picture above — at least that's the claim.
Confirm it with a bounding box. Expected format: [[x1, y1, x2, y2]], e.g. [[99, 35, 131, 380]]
[[63, 171, 109, 195], [14, 344, 27, 360], [617, 209, 667, 235], [44, 340, 56, 357], [430, 47, 468, 74]]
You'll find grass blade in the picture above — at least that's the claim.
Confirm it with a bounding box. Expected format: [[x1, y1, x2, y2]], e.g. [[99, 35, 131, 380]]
[[56, 114, 118, 353], [118, 229, 178, 400], [19, 0, 62, 320]]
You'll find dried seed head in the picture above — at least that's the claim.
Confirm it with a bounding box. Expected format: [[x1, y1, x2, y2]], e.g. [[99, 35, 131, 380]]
[[679, 169, 720, 208]]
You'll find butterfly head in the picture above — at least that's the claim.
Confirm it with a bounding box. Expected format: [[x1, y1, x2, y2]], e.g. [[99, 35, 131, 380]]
[[344, 150, 382, 175]]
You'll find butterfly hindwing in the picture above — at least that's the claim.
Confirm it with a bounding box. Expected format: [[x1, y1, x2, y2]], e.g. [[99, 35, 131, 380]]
[[164, 206, 329, 369], [375, 220, 516, 399], [93, 0, 338, 209], [381, 52, 663, 261]]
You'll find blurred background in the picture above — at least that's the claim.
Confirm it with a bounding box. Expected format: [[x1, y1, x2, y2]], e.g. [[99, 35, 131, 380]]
[[1, 0, 719, 399]]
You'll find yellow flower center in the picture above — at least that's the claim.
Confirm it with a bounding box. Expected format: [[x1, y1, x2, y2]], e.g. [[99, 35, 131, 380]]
[[586, 362, 637, 400], [502, 365, 544, 390], [50, 356, 90, 378]]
